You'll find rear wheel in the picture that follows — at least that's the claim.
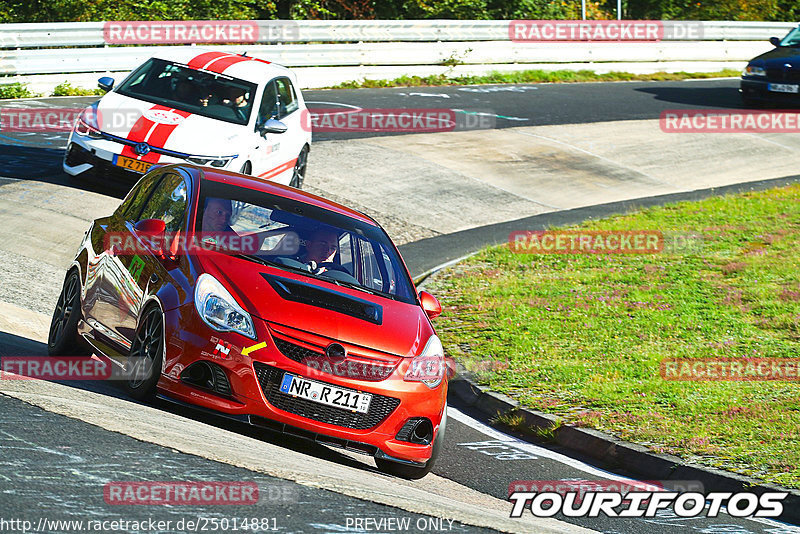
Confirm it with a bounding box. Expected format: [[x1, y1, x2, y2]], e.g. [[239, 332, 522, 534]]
[[375, 405, 447, 480], [48, 270, 87, 355], [289, 146, 309, 189], [125, 306, 164, 401]]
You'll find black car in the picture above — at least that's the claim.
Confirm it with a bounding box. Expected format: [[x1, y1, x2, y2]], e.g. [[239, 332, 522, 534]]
[[740, 25, 800, 107]]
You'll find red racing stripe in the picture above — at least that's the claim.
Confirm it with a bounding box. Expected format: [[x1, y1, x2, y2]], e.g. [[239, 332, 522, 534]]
[[119, 106, 160, 159], [143, 109, 193, 162], [204, 55, 252, 74], [120, 105, 188, 163], [187, 51, 233, 70], [257, 158, 298, 180]]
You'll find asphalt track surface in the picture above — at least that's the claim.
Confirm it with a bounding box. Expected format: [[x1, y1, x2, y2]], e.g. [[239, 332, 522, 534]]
[[1, 79, 799, 533]]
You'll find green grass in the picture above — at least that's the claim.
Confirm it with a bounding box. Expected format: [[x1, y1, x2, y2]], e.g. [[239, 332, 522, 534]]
[[0, 82, 41, 99], [328, 68, 741, 89], [427, 184, 800, 488], [51, 81, 104, 97]]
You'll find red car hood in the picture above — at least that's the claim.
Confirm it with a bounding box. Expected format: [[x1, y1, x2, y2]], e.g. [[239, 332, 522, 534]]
[[198, 253, 431, 358]]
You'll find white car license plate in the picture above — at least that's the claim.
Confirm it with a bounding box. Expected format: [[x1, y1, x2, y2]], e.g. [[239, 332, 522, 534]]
[[768, 83, 799, 94], [279, 373, 372, 413]]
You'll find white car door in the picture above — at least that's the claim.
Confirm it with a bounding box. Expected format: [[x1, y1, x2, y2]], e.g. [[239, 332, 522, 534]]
[[273, 77, 305, 179], [250, 79, 289, 182]]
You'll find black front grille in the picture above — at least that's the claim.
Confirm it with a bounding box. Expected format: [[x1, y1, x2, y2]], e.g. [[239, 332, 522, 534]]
[[273, 337, 397, 381], [252, 362, 400, 430], [766, 68, 800, 82], [274, 337, 314, 364]]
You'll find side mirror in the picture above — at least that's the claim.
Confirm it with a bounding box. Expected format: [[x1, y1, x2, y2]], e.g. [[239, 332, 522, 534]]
[[769, 36, 781, 47], [134, 218, 166, 256], [98, 76, 115, 92], [256, 118, 288, 136], [419, 291, 442, 319]]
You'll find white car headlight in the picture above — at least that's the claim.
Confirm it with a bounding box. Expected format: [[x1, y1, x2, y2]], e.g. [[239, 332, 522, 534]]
[[404, 335, 445, 389], [186, 155, 237, 168], [744, 65, 766, 77], [194, 273, 255, 339]]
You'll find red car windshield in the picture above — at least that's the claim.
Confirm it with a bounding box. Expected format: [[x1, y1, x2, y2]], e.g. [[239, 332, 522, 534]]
[[116, 58, 256, 125], [196, 180, 417, 304]]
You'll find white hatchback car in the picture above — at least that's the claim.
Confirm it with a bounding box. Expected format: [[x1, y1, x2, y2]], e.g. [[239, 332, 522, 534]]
[[64, 49, 311, 188]]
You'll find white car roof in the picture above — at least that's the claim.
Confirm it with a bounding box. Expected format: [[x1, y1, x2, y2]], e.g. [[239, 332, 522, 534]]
[[149, 48, 294, 85]]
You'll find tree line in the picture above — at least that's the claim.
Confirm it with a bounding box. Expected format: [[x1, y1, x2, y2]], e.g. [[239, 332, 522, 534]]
[[1, 0, 796, 23]]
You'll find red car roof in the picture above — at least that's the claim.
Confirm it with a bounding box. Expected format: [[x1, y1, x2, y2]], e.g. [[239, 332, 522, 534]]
[[195, 166, 379, 226]]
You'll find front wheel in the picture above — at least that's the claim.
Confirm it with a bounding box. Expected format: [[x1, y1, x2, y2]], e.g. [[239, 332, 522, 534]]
[[289, 146, 309, 189], [375, 405, 447, 480], [48, 271, 87, 355], [125, 306, 164, 401]]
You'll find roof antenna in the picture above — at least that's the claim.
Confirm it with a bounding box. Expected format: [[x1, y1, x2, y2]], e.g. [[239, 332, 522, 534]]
[[241, 51, 248, 57]]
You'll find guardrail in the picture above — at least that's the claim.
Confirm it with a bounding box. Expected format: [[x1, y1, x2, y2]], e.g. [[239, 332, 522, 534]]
[[0, 41, 775, 76], [0, 20, 793, 81], [0, 20, 796, 48]]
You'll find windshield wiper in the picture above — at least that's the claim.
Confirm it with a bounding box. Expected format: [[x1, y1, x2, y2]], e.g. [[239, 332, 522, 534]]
[[235, 254, 312, 276]]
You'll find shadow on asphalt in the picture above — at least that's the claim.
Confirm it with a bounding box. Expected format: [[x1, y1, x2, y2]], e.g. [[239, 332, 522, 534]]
[[0, 143, 134, 199], [634, 85, 751, 109], [0, 328, 381, 477]]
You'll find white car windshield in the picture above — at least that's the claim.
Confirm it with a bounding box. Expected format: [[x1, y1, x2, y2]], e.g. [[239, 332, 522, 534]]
[[116, 58, 256, 125]]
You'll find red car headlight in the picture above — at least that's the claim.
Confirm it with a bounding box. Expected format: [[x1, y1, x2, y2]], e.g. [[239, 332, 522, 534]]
[[404, 335, 445, 389]]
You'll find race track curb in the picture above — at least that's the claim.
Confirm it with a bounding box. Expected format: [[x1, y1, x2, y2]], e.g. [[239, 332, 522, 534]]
[[404, 174, 800, 283], [448, 369, 800, 525], [408, 174, 800, 526]]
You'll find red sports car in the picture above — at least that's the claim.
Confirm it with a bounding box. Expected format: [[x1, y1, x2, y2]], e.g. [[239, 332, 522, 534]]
[[48, 164, 447, 478]]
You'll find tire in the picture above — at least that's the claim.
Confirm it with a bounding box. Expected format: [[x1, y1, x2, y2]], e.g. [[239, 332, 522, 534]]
[[289, 146, 309, 189], [239, 161, 252, 175], [48, 270, 88, 356], [375, 405, 447, 480], [125, 305, 164, 401]]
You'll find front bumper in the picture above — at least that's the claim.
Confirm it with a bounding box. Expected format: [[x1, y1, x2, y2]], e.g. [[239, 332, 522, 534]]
[[62, 131, 236, 179], [740, 78, 800, 105], [157, 305, 447, 466]]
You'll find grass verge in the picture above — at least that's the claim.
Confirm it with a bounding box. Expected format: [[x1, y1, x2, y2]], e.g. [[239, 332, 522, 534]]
[[328, 68, 741, 89], [0, 81, 104, 100], [427, 184, 800, 488]]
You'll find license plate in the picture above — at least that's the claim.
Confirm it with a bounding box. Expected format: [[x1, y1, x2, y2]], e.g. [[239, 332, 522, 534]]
[[113, 154, 152, 173], [767, 83, 799, 94], [279, 373, 372, 413]]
